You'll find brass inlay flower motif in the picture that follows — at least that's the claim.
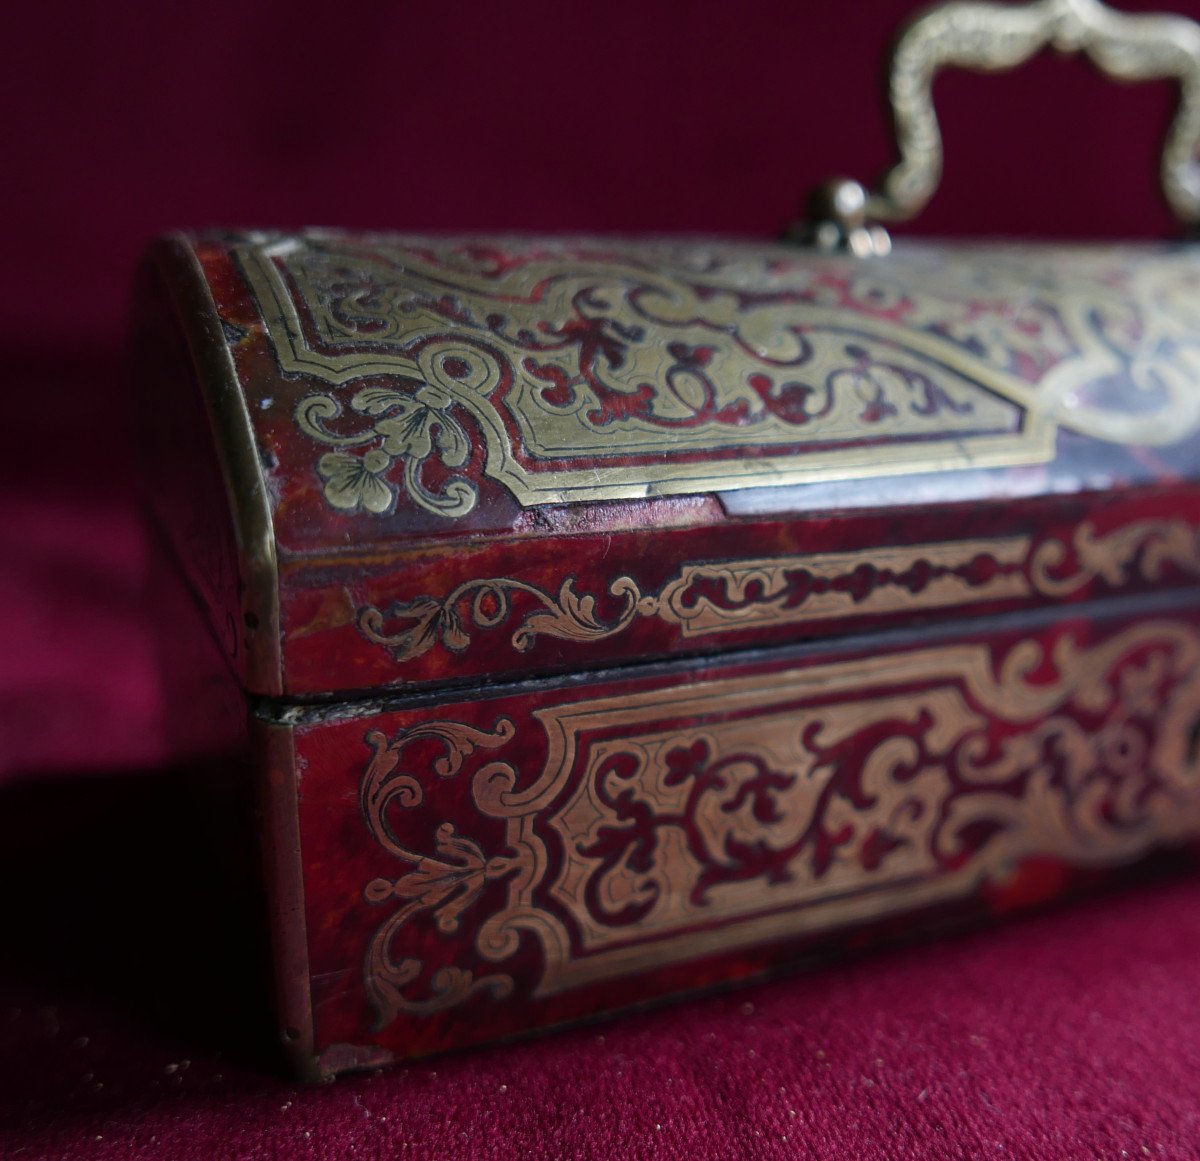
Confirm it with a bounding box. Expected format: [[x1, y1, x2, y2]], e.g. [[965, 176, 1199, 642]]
[[316, 448, 394, 514], [296, 344, 498, 517]]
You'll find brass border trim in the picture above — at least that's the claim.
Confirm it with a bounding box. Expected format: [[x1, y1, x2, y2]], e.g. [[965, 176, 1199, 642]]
[[158, 235, 282, 695]]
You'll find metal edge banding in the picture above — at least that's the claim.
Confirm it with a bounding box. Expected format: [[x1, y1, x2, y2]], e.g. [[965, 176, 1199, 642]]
[[253, 717, 321, 1081], [156, 234, 283, 696]]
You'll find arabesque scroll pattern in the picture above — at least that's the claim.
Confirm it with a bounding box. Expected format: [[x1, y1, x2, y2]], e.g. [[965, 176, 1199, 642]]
[[357, 519, 1200, 663], [359, 618, 1200, 1024], [239, 237, 1200, 518]]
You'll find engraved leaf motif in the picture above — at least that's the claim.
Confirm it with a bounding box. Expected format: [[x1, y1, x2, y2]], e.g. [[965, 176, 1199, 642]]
[[375, 403, 437, 459], [440, 607, 471, 652], [352, 386, 410, 414], [432, 412, 470, 468], [519, 579, 615, 645], [360, 381, 471, 471], [359, 595, 474, 660], [555, 580, 608, 629], [359, 597, 443, 661], [371, 823, 494, 934]]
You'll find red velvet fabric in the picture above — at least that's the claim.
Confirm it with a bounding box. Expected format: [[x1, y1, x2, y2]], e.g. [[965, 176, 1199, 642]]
[[4, 0, 1200, 1155]]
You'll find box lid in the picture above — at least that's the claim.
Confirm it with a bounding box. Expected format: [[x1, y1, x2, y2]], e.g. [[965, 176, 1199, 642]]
[[128, 0, 1200, 702], [133, 230, 1200, 699], [131, 0, 1200, 702]]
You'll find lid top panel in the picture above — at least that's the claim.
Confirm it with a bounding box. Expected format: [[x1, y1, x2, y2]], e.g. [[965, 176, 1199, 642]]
[[195, 232, 1200, 556]]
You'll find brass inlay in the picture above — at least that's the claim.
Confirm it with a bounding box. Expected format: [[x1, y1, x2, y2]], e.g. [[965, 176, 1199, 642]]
[[357, 519, 1200, 663], [359, 536, 1033, 662], [1031, 517, 1200, 595], [240, 236, 1200, 518], [360, 719, 518, 1021], [360, 618, 1200, 1021]]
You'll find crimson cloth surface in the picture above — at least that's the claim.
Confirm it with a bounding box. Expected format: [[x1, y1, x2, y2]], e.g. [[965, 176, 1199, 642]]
[[3, 0, 1200, 1156]]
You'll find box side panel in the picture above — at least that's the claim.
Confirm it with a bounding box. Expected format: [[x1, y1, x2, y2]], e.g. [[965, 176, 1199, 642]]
[[132, 249, 309, 1070], [132, 238, 282, 696], [253, 718, 326, 1079], [129, 248, 265, 763], [281, 602, 1200, 1077], [130, 253, 245, 691]]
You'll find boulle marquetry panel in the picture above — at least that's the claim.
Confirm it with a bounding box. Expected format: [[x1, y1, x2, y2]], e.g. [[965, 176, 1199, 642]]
[[139, 228, 1200, 1081], [291, 611, 1200, 1064], [240, 236, 1200, 517], [355, 516, 1200, 664]]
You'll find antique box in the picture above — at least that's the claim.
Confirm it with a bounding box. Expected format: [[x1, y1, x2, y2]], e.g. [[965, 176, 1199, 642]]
[[131, 0, 1200, 1080]]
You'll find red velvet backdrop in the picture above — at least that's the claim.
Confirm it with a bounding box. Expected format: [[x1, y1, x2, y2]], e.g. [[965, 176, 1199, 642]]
[[3, 1, 1200, 1157]]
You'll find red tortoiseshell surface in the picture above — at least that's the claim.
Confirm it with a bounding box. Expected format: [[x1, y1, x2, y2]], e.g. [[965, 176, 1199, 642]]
[[157, 234, 1200, 699], [273, 608, 1200, 1078], [132, 230, 1200, 1078]]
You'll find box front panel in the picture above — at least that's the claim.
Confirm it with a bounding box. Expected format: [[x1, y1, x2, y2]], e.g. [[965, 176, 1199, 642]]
[[279, 488, 1200, 695], [283, 606, 1200, 1075]]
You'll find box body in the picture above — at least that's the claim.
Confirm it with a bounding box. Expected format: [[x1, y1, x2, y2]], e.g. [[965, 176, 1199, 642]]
[[132, 231, 1200, 1078], [275, 607, 1200, 1073]]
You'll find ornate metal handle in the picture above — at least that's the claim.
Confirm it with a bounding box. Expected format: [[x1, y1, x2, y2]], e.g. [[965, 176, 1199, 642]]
[[806, 0, 1200, 255]]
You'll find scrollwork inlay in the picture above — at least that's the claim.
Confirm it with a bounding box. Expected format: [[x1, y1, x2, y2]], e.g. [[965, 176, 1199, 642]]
[[358, 618, 1200, 1024], [357, 519, 1200, 664], [360, 719, 519, 1023], [240, 236, 1200, 518]]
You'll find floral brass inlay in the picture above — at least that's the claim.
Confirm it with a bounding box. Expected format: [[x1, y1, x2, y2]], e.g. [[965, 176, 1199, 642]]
[[357, 519, 1200, 663], [296, 344, 498, 518], [240, 236, 1200, 518], [360, 718, 518, 1021], [360, 618, 1200, 1021]]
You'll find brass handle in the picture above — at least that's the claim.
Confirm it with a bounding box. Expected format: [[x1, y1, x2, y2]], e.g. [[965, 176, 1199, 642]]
[[807, 0, 1200, 254]]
